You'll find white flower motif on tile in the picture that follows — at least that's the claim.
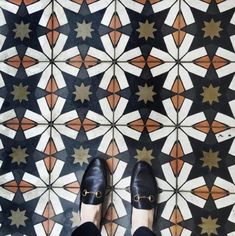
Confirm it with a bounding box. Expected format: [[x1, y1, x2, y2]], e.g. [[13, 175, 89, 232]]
[[148, 98, 208, 155], [85, 97, 142, 154], [23, 107, 80, 152], [87, 47, 143, 91], [22, 159, 78, 235], [149, 47, 208, 93]]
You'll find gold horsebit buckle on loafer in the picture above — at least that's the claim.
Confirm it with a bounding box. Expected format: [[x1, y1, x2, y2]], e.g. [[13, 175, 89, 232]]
[[134, 194, 155, 203], [82, 189, 103, 198]]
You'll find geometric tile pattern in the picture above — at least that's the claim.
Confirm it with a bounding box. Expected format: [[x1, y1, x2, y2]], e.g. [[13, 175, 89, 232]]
[[1, 1, 235, 235]]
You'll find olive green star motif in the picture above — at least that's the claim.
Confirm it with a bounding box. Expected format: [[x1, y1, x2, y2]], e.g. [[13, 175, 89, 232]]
[[135, 147, 154, 165], [202, 19, 223, 40], [11, 83, 30, 103], [73, 83, 92, 103], [74, 20, 94, 40], [8, 208, 28, 228], [136, 84, 156, 104], [200, 149, 221, 171], [72, 146, 91, 166], [71, 211, 80, 228], [137, 20, 157, 40], [201, 84, 221, 105], [13, 21, 31, 41], [199, 216, 220, 236], [10, 146, 28, 165]]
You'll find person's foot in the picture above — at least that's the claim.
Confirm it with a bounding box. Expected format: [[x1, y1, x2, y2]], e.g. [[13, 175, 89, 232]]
[[130, 161, 157, 234], [80, 158, 107, 229]]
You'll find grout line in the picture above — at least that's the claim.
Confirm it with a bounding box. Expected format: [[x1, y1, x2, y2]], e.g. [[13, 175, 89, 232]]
[[112, 61, 116, 127], [50, 60, 53, 130], [1, 60, 233, 64], [48, 183, 51, 231], [49, 125, 52, 187], [176, 1, 181, 224], [111, 63, 115, 225], [2, 123, 235, 128], [176, 126, 179, 220], [111, 0, 117, 228], [49, 2, 54, 195], [49, 0, 53, 218], [112, 0, 117, 221], [51, 0, 54, 62], [51, 0, 54, 127], [114, 0, 117, 62]]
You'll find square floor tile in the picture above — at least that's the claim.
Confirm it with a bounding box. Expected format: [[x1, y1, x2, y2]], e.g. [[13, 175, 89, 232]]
[[115, 62, 179, 125], [115, 1, 180, 62], [53, 0, 115, 61], [176, 126, 235, 193], [178, 62, 235, 126], [0, 63, 51, 123], [0, 125, 50, 187], [0, 186, 49, 236], [0, 1, 53, 59], [0, 124, 50, 187], [179, 2, 235, 61], [177, 190, 235, 235], [51, 62, 114, 125]]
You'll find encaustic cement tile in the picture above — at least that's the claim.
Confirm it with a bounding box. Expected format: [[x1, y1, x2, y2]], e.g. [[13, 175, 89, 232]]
[[177, 62, 235, 126], [145, 122, 208, 184], [176, 190, 235, 236], [174, 126, 235, 194], [210, 64, 235, 128], [210, 127, 235, 193], [163, 61, 235, 130], [0, 186, 49, 236], [51, 62, 115, 125], [0, 63, 52, 124], [52, 0, 115, 61], [0, 1, 53, 60], [115, 1, 180, 62], [0, 125, 51, 187], [179, 1, 235, 62], [115, 62, 180, 126], [146, 61, 207, 129]]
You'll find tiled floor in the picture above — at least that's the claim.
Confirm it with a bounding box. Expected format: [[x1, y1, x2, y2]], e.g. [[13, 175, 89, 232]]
[[1, 0, 235, 235]]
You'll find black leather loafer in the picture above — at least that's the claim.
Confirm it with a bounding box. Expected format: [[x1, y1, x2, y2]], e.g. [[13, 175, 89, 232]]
[[80, 157, 107, 205], [131, 161, 157, 210]]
